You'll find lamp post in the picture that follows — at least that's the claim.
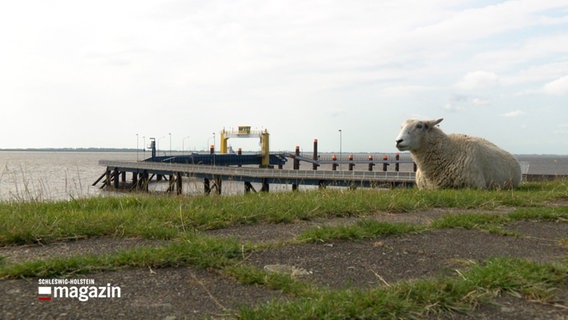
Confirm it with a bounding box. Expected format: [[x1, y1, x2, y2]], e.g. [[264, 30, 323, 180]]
[[169, 132, 172, 156], [136, 133, 139, 161], [338, 129, 342, 170]]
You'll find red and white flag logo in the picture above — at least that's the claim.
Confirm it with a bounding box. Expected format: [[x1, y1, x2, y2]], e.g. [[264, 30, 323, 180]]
[[38, 286, 52, 301]]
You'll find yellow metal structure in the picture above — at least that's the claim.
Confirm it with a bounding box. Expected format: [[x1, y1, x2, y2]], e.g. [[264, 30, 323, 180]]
[[220, 127, 270, 167]]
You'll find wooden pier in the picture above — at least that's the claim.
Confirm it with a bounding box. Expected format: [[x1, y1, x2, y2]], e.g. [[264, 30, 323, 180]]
[[95, 159, 416, 195]]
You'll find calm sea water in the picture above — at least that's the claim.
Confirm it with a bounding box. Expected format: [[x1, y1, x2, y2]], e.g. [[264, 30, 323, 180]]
[[0, 151, 567, 201]]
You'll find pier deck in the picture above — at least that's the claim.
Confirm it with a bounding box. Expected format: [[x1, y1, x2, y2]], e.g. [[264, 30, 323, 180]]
[[97, 160, 416, 194]]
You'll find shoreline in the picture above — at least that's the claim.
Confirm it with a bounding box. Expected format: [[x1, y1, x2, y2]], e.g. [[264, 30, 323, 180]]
[[1, 148, 567, 157]]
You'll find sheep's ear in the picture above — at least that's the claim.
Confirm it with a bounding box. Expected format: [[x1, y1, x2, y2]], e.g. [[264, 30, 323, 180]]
[[428, 118, 443, 128]]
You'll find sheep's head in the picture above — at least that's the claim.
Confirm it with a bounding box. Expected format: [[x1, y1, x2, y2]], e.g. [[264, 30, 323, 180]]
[[395, 118, 443, 151]]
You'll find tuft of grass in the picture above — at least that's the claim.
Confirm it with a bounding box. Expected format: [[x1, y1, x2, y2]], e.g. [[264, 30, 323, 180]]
[[464, 257, 568, 303], [224, 264, 315, 297], [508, 206, 568, 222]]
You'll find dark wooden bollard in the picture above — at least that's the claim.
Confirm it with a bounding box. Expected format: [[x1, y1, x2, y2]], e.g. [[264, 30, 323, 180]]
[[293, 146, 300, 191], [313, 139, 318, 170], [395, 153, 400, 172], [368, 155, 375, 171], [332, 155, 338, 171], [237, 148, 242, 168], [293, 146, 300, 170]]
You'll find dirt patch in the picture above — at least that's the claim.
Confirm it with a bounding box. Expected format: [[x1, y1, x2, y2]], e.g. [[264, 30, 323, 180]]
[[2, 267, 285, 320], [245, 226, 568, 289], [505, 221, 568, 241], [1, 215, 567, 319]]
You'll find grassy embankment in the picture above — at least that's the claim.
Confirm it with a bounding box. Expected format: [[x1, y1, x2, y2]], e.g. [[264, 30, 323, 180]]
[[1, 181, 567, 318]]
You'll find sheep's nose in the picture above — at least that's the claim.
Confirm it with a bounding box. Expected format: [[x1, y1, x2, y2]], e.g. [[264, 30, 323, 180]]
[[395, 139, 403, 145]]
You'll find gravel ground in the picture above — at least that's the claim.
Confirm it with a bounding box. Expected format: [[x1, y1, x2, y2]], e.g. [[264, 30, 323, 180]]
[[1, 208, 567, 319]]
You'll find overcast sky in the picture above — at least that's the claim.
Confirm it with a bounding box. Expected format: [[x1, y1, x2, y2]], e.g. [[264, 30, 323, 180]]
[[1, 0, 567, 154]]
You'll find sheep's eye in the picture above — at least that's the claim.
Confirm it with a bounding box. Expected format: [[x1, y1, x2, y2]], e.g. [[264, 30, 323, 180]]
[[416, 124, 423, 129]]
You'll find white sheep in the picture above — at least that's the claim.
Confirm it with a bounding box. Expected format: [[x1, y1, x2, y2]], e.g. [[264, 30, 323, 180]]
[[395, 118, 521, 189]]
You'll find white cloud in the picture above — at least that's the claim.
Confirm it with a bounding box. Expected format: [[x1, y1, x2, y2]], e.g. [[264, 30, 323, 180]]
[[413, 0, 568, 45], [380, 85, 431, 97], [471, 97, 490, 106], [443, 103, 464, 113], [455, 71, 499, 90], [543, 75, 568, 96], [475, 35, 568, 74], [502, 110, 526, 118], [555, 124, 568, 134]]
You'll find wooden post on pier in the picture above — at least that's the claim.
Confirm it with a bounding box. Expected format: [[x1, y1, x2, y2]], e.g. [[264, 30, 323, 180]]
[[168, 175, 175, 192], [312, 139, 318, 170], [293, 146, 300, 170], [140, 171, 149, 192], [395, 153, 400, 172], [213, 176, 222, 194], [237, 148, 242, 168], [204, 178, 211, 194], [176, 172, 182, 195], [293, 146, 300, 191], [132, 172, 138, 188], [113, 168, 120, 189], [261, 179, 269, 192], [104, 169, 111, 188], [332, 155, 338, 171]]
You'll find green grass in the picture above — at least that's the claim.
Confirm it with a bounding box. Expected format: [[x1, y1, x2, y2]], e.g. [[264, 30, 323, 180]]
[[1, 180, 566, 245], [0, 180, 567, 318]]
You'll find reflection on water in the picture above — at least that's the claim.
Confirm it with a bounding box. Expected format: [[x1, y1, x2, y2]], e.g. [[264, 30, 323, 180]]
[[0, 151, 567, 202]]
